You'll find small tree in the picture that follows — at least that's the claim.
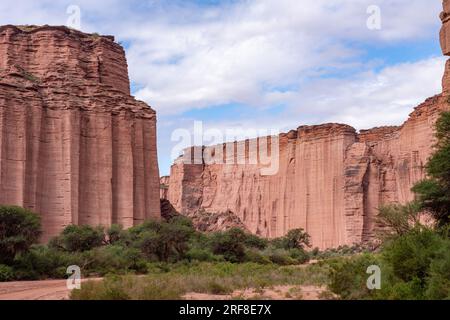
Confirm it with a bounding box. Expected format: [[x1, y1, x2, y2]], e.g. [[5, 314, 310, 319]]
[[0, 206, 41, 264], [377, 202, 423, 238], [413, 112, 450, 227], [272, 228, 311, 250], [52, 225, 105, 252], [210, 228, 247, 263]]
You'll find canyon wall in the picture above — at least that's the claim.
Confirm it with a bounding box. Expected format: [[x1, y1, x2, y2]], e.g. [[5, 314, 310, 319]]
[[0, 25, 160, 241], [164, 4, 450, 249]]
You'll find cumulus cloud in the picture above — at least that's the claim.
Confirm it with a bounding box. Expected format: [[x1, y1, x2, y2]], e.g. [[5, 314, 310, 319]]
[[126, 0, 442, 114]]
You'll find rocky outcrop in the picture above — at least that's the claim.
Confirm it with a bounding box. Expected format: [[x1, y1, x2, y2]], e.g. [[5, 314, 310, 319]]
[[0, 25, 160, 241], [441, 0, 450, 56], [160, 176, 170, 200], [187, 209, 249, 233], [165, 2, 450, 249]]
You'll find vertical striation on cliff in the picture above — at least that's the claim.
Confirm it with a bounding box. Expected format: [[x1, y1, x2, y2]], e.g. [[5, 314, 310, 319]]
[[165, 2, 450, 249], [0, 25, 160, 241]]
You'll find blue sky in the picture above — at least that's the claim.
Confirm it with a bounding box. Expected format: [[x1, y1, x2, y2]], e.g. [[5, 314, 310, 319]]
[[0, 0, 446, 175]]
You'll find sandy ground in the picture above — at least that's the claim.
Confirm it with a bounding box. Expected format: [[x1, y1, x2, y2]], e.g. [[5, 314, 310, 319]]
[[0, 279, 72, 300], [0, 278, 102, 300]]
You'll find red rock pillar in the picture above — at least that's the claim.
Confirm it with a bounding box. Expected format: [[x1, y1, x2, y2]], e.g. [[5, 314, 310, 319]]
[[441, 1, 450, 94]]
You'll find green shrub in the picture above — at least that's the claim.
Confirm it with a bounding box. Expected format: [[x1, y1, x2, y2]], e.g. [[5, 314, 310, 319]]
[[0, 206, 41, 265], [129, 219, 195, 262], [244, 249, 272, 265], [288, 248, 310, 264], [382, 228, 444, 284], [85, 245, 146, 275], [107, 225, 126, 245], [377, 202, 422, 238], [241, 232, 269, 250], [210, 229, 247, 263], [271, 228, 311, 250], [51, 225, 105, 252], [426, 243, 450, 299], [263, 248, 298, 266], [328, 253, 380, 300], [13, 245, 85, 280], [186, 247, 222, 262], [0, 264, 14, 281]]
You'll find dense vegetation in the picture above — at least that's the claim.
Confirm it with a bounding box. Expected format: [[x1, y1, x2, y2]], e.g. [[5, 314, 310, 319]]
[[0, 206, 311, 282]]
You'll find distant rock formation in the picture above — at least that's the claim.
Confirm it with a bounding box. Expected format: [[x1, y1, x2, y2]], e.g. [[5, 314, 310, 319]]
[[164, 2, 450, 249], [0, 25, 160, 241]]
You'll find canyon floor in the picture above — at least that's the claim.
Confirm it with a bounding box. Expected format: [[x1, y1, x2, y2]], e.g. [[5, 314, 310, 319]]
[[0, 278, 103, 300], [0, 279, 72, 300], [0, 279, 327, 300]]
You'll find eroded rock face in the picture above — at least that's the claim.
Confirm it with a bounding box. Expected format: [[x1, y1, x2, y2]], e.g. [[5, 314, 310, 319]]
[[167, 96, 448, 249], [0, 25, 160, 241], [165, 2, 450, 249], [441, 0, 450, 55]]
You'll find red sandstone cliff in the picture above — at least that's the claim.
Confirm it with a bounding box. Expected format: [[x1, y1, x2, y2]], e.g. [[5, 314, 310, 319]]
[[0, 25, 160, 241], [164, 3, 450, 249]]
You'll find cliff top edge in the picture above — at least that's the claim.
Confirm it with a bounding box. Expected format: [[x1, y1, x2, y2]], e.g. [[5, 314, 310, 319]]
[[0, 25, 116, 43]]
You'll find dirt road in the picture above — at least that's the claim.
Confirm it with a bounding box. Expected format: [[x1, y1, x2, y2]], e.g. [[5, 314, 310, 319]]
[[0, 279, 72, 300], [0, 278, 103, 300]]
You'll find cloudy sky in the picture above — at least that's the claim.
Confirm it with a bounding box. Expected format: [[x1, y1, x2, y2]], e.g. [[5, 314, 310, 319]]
[[0, 0, 445, 175]]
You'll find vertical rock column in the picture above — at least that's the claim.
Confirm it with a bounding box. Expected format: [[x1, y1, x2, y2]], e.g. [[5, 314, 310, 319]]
[[0, 25, 161, 241]]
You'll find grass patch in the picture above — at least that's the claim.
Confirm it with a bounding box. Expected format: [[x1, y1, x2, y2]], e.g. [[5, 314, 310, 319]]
[[71, 261, 330, 300]]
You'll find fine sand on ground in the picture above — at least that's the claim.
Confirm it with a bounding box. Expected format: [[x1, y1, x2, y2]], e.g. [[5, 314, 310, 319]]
[[0, 279, 73, 300], [0, 278, 102, 300]]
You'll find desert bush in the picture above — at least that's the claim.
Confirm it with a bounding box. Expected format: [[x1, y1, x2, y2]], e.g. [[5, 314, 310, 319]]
[[262, 248, 298, 265], [13, 245, 85, 280], [287, 248, 310, 264], [271, 228, 311, 250], [51, 225, 105, 252], [313, 244, 368, 260], [128, 218, 195, 262], [84, 245, 146, 275], [186, 247, 222, 262], [0, 264, 13, 281], [377, 202, 423, 238], [209, 229, 247, 263], [106, 224, 127, 245], [244, 249, 272, 265], [381, 228, 444, 284], [425, 243, 450, 299], [0, 206, 41, 265], [328, 253, 381, 300]]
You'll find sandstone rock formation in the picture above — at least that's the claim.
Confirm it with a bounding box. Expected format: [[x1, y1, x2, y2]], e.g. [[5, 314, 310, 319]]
[[160, 176, 170, 200], [164, 3, 450, 249], [0, 25, 160, 241]]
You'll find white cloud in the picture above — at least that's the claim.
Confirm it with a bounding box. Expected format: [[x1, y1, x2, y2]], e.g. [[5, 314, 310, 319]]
[[122, 0, 441, 114], [284, 56, 447, 129]]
